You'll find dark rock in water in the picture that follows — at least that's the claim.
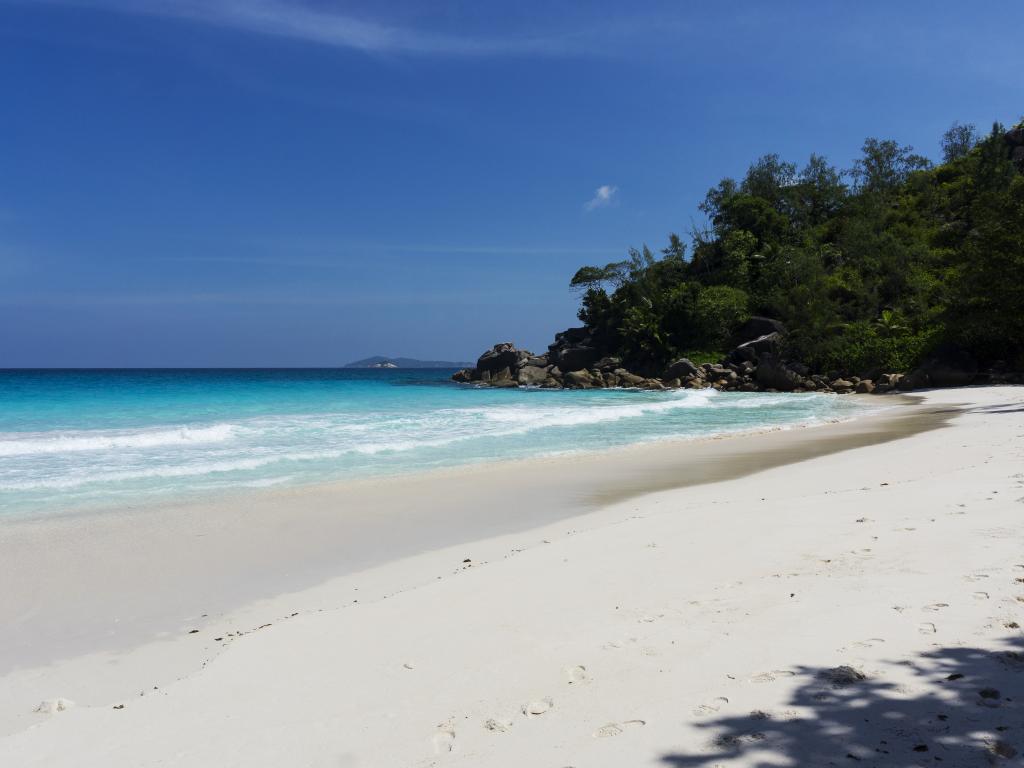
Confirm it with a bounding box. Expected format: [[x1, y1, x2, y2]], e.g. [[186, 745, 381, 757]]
[[732, 316, 787, 345], [664, 358, 699, 380], [615, 370, 645, 387], [556, 345, 600, 372], [755, 355, 803, 392], [476, 343, 520, 375], [491, 366, 514, 382], [706, 364, 730, 379], [452, 368, 475, 383], [517, 365, 549, 386], [563, 370, 596, 388], [914, 343, 978, 388]]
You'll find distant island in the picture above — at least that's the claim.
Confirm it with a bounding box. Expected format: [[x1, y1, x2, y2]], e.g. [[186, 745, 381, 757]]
[[344, 356, 474, 369]]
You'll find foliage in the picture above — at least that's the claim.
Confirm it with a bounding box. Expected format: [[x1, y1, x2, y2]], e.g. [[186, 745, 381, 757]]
[[570, 117, 1024, 374]]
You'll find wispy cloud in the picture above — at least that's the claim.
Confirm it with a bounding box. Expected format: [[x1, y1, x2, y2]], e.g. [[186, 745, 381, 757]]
[[37, 0, 578, 57], [584, 184, 618, 212]]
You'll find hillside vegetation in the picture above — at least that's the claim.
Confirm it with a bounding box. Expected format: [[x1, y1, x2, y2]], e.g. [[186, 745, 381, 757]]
[[570, 119, 1024, 377]]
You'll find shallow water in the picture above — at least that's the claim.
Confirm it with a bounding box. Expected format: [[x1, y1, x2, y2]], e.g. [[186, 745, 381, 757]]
[[0, 368, 871, 515]]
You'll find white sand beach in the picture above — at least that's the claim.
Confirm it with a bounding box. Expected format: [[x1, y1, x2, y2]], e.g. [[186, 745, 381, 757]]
[[1, 386, 1022, 766]]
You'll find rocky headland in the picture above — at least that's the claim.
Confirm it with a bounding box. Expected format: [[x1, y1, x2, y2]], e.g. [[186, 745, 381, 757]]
[[453, 316, 1022, 395]]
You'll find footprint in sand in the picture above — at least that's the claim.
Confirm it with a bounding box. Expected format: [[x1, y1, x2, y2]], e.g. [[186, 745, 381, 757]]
[[602, 638, 637, 651], [918, 622, 937, 634], [851, 638, 886, 649], [484, 718, 513, 733], [34, 699, 74, 714], [965, 572, 992, 582], [973, 591, 991, 600], [522, 698, 553, 718], [432, 725, 456, 754], [564, 665, 588, 685], [693, 697, 729, 717], [923, 603, 950, 612], [593, 719, 646, 738], [749, 670, 795, 684]]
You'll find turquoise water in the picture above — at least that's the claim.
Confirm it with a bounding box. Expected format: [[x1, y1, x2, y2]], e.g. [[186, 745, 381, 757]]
[[0, 369, 871, 516]]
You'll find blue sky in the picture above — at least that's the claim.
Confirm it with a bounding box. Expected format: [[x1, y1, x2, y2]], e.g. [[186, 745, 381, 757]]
[[1, 1, 1021, 366]]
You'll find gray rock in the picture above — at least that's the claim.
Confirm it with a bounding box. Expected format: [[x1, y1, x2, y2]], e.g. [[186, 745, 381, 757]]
[[556, 346, 600, 372], [476, 343, 520, 375], [616, 371, 645, 387], [755, 355, 803, 392], [664, 358, 700, 380], [855, 379, 875, 394], [564, 370, 595, 389], [554, 326, 589, 345], [517, 365, 549, 386]]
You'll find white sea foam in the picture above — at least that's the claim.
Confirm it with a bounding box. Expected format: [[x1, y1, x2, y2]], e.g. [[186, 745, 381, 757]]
[[0, 388, 869, 505], [0, 424, 237, 457], [467, 389, 718, 432]]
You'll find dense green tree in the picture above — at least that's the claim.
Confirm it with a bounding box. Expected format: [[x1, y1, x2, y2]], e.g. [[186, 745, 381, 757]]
[[569, 114, 1024, 374], [941, 122, 979, 163]]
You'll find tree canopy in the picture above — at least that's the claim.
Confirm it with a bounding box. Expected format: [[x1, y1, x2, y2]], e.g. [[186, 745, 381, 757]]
[[571, 117, 1024, 375]]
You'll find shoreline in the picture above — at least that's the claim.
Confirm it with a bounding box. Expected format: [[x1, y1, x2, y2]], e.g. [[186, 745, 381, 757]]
[[3, 386, 1021, 765], [0, 387, 878, 523], [0, 394, 928, 674]]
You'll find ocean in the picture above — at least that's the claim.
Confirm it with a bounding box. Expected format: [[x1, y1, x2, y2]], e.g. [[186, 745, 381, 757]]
[[0, 368, 872, 517]]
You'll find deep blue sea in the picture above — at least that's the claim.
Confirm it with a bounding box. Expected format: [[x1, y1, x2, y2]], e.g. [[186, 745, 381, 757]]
[[0, 369, 871, 516]]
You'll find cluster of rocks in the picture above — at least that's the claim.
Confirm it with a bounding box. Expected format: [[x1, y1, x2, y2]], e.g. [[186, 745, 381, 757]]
[[453, 317, 1013, 394]]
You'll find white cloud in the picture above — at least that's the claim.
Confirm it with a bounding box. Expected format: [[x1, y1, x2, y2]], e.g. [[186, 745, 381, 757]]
[[38, 1, 575, 57], [584, 184, 618, 211]]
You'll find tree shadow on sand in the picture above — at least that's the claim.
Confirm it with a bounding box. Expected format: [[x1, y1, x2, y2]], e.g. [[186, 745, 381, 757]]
[[662, 635, 1023, 767]]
